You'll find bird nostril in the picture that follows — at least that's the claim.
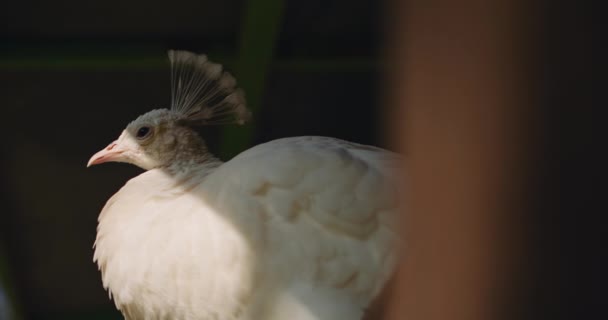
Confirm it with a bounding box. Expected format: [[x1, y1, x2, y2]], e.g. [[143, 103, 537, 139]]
[[107, 143, 117, 151]]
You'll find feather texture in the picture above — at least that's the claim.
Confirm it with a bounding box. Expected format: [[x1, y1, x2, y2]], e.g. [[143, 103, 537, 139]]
[[169, 50, 251, 126], [93, 137, 401, 320], [90, 50, 402, 320]]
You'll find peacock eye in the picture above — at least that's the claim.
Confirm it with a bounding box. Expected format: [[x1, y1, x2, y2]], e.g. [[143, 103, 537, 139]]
[[136, 126, 152, 139]]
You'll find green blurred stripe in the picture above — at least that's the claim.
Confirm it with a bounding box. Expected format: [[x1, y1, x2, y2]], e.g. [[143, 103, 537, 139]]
[[0, 57, 376, 72], [218, 0, 286, 158], [0, 57, 167, 70], [0, 42, 236, 71]]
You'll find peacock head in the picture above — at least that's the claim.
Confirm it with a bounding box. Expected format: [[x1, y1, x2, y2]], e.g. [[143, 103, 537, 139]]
[[87, 50, 251, 170]]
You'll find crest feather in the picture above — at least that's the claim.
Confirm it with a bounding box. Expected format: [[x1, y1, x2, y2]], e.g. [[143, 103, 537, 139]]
[[168, 50, 251, 126]]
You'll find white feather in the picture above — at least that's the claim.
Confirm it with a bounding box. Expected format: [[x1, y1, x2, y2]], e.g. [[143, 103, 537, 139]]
[[94, 136, 401, 320]]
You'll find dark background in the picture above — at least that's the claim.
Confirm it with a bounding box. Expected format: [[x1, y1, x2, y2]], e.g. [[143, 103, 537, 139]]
[[0, 0, 605, 319], [0, 1, 384, 319], [529, 0, 605, 318]]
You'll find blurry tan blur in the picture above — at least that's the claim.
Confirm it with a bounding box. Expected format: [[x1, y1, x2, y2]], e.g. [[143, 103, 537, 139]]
[[385, 0, 533, 319]]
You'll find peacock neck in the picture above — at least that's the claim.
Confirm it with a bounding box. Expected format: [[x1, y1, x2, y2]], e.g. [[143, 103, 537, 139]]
[[162, 127, 224, 175], [165, 150, 223, 175]]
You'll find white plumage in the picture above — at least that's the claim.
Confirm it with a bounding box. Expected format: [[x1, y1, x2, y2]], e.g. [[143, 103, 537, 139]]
[[89, 50, 402, 320]]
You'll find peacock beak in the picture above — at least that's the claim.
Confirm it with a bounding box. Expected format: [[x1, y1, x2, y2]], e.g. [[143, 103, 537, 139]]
[[87, 141, 126, 167]]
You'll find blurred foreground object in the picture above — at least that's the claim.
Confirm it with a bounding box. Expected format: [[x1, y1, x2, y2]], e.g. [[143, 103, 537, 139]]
[[386, 0, 533, 319]]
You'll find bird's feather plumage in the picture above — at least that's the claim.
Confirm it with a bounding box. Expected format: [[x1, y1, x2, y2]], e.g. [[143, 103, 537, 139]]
[[169, 50, 251, 126], [91, 50, 402, 320], [94, 137, 401, 320]]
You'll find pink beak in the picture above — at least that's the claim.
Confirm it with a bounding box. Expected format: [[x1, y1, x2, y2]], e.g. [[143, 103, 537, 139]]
[[87, 141, 124, 167]]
